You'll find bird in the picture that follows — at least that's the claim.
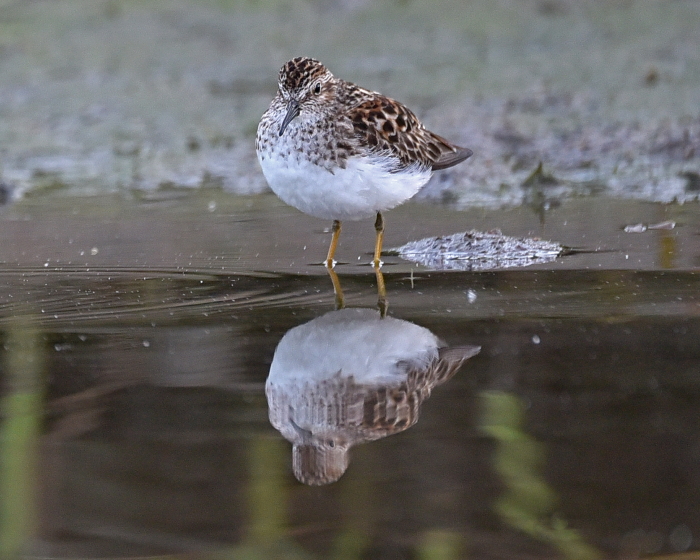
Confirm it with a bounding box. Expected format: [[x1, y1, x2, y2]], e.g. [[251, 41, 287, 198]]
[[265, 307, 481, 485], [255, 56, 473, 270]]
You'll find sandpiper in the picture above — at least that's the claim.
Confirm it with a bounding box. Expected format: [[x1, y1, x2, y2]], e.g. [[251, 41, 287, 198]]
[[256, 57, 472, 269]]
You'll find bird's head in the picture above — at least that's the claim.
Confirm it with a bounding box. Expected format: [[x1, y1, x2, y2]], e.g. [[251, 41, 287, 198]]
[[276, 57, 336, 136]]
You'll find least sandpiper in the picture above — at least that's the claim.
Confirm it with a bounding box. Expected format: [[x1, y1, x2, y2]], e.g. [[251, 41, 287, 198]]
[[256, 57, 473, 269]]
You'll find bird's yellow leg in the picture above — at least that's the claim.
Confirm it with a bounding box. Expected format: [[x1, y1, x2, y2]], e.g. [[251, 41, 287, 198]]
[[326, 266, 345, 310], [372, 212, 387, 316], [373, 212, 384, 269], [375, 267, 388, 318], [325, 220, 341, 268]]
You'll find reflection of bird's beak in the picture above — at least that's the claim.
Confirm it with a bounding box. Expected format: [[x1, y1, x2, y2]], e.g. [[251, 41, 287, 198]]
[[279, 99, 300, 136], [289, 416, 312, 441]]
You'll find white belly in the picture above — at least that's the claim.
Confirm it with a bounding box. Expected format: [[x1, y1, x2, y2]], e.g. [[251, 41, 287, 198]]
[[257, 151, 432, 221]]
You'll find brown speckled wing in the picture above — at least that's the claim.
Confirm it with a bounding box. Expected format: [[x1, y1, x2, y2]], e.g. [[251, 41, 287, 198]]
[[357, 344, 480, 438], [341, 83, 472, 172]]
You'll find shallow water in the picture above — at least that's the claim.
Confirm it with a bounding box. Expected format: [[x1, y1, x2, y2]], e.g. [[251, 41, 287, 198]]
[[1, 192, 699, 559]]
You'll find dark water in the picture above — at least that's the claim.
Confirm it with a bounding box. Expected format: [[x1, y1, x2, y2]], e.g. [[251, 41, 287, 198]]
[[1, 193, 699, 559]]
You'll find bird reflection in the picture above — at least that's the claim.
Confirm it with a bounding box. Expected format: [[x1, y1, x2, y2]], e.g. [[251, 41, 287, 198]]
[[266, 308, 480, 485]]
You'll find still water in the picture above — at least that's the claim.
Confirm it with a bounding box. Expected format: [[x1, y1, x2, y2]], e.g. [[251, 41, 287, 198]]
[[1, 191, 699, 559]]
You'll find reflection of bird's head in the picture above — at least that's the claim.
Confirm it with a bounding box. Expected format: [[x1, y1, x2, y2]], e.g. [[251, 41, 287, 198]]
[[293, 443, 350, 486]]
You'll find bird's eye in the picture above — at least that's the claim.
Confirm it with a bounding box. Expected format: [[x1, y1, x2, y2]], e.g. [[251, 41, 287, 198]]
[[328, 440, 335, 448], [313, 82, 321, 94]]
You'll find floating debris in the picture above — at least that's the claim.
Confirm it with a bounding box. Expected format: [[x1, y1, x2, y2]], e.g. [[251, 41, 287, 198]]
[[393, 230, 564, 271], [623, 220, 676, 233]]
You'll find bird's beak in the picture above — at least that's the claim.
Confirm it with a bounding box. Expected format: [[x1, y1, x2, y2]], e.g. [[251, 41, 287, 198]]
[[279, 99, 300, 136]]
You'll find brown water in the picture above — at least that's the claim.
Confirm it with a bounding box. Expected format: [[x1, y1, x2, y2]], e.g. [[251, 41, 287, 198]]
[[1, 191, 699, 559]]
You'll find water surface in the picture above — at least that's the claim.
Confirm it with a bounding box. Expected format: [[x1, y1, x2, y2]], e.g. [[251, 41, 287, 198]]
[[1, 192, 699, 559]]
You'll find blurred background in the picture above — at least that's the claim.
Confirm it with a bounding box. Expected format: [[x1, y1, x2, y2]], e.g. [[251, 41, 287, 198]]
[[0, 0, 698, 205]]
